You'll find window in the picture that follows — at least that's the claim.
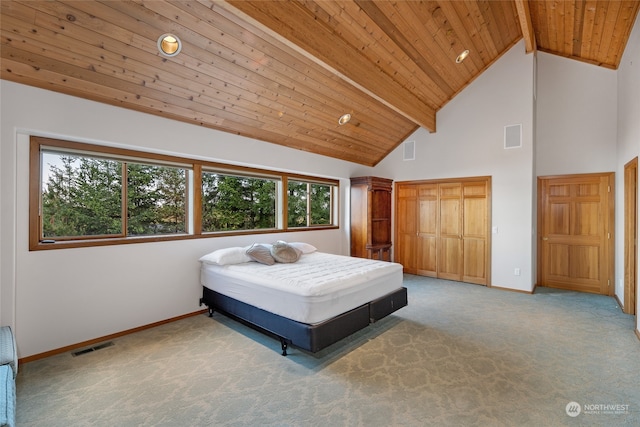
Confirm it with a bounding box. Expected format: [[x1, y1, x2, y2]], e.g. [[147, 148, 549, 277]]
[[287, 180, 334, 227], [39, 147, 188, 241], [30, 136, 339, 250], [126, 162, 187, 236], [201, 171, 277, 232], [41, 151, 124, 238]]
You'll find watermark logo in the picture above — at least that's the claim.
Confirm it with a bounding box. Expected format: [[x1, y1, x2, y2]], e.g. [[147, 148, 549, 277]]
[[566, 401, 631, 417], [583, 403, 630, 415], [566, 402, 581, 417]]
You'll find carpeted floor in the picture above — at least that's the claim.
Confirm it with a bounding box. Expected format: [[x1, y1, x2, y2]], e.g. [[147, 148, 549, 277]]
[[16, 275, 640, 426]]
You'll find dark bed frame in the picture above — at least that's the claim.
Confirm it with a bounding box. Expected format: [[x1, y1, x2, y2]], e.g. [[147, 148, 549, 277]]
[[200, 286, 407, 355]]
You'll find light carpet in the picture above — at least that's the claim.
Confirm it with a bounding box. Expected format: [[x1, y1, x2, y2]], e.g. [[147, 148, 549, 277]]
[[16, 275, 640, 426]]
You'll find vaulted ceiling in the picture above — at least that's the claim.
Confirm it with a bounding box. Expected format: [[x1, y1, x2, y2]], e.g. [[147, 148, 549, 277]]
[[2, 1, 638, 166]]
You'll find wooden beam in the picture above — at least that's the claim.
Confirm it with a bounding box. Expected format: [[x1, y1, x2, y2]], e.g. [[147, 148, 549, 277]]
[[222, 0, 436, 132], [514, 0, 537, 53]]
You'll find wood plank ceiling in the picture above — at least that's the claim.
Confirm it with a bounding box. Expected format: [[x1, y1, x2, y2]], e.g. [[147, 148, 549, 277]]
[[1, 1, 638, 166]]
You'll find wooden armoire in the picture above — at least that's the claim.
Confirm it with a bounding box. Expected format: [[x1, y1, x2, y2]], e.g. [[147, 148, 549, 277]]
[[350, 176, 393, 261], [395, 177, 490, 285]]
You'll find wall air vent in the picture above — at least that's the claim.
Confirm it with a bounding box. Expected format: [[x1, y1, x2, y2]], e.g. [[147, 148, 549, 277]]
[[403, 140, 415, 161], [504, 124, 522, 149]]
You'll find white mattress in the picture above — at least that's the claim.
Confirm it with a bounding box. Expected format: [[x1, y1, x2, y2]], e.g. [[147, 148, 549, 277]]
[[200, 252, 404, 324]]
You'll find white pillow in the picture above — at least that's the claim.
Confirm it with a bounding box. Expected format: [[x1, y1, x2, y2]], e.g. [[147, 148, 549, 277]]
[[199, 247, 251, 265], [288, 242, 317, 254]]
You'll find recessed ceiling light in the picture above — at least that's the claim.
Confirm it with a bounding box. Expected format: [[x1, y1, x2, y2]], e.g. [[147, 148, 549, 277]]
[[338, 113, 351, 125], [456, 49, 470, 64], [158, 33, 182, 57]]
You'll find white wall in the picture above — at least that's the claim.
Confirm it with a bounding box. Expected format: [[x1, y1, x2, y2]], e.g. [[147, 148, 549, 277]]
[[536, 52, 617, 177], [374, 40, 536, 292], [536, 49, 620, 299], [616, 12, 640, 326], [536, 50, 619, 302], [0, 81, 366, 358]]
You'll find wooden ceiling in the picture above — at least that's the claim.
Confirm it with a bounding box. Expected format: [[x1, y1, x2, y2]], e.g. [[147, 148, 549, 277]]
[[1, 1, 638, 166], [530, 1, 639, 68]]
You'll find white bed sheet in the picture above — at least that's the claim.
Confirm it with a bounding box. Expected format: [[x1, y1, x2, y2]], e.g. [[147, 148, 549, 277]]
[[200, 252, 404, 324]]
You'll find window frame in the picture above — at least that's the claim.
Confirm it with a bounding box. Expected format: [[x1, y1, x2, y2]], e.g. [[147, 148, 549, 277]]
[[29, 136, 339, 251], [286, 179, 337, 228], [200, 168, 280, 234]]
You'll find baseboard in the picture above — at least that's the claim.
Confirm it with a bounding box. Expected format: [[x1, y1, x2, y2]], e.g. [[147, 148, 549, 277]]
[[635, 328, 640, 341], [491, 284, 535, 294], [19, 309, 207, 364], [614, 294, 625, 311]]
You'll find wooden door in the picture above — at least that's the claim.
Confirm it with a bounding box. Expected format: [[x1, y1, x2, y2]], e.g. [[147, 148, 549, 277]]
[[538, 173, 614, 295], [395, 177, 491, 285], [395, 185, 417, 274], [438, 183, 463, 281], [462, 181, 489, 284], [417, 184, 438, 277], [624, 158, 637, 315]]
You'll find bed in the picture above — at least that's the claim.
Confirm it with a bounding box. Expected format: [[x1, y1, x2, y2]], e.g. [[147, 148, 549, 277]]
[[199, 242, 407, 355]]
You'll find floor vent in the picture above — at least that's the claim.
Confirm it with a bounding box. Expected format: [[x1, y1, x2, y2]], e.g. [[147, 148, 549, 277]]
[[71, 341, 114, 357]]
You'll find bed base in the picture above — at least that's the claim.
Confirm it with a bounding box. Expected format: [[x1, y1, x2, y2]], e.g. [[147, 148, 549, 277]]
[[199, 286, 407, 355]]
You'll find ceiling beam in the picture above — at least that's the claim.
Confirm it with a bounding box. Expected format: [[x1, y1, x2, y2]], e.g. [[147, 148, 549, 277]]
[[514, 0, 537, 53], [222, 0, 436, 132]]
